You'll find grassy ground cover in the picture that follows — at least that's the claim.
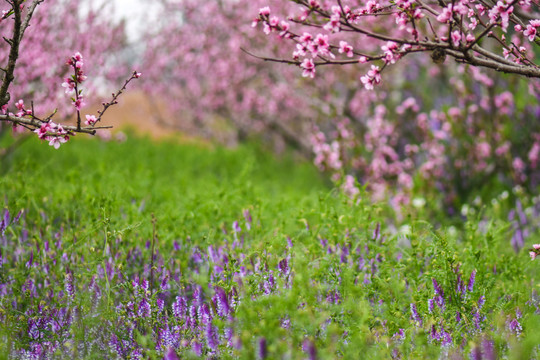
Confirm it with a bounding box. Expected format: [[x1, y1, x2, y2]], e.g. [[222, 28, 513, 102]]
[[0, 136, 539, 359]]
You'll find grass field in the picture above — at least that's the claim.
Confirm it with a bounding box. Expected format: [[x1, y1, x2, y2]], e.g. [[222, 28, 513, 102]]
[[1, 135, 539, 359]]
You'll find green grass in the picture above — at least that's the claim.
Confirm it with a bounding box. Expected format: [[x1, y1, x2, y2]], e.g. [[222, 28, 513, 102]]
[[0, 135, 539, 359]]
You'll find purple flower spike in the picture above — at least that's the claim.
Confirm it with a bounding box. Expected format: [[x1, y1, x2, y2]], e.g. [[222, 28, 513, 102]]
[[428, 298, 434, 313], [198, 303, 212, 325], [25, 251, 34, 269], [467, 269, 477, 292], [192, 341, 202, 356], [278, 258, 289, 276], [410, 303, 422, 325], [214, 287, 230, 317], [172, 296, 187, 319], [206, 324, 219, 351], [64, 272, 75, 301], [14, 209, 23, 223], [432, 278, 444, 298], [470, 346, 482, 360], [302, 339, 317, 360], [244, 209, 252, 230], [164, 347, 179, 360], [138, 298, 151, 317], [258, 337, 268, 359], [482, 339, 496, 360], [233, 221, 241, 233], [0, 209, 9, 235]]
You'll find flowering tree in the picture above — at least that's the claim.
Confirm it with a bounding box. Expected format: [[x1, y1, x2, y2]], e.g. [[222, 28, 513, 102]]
[[140, 0, 540, 210], [0, 0, 139, 149], [140, 0, 339, 153], [250, 0, 540, 209]]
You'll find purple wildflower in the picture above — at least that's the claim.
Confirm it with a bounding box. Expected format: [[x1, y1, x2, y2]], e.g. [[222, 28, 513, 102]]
[[440, 329, 452, 346], [410, 303, 422, 325], [164, 347, 179, 360], [263, 273, 275, 295], [192, 341, 202, 356], [206, 324, 219, 351], [470, 346, 483, 360], [232, 221, 241, 233], [478, 295, 486, 309], [326, 289, 341, 305], [372, 222, 381, 241], [428, 298, 434, 313], [14, 209, 23, 223], [188, 305, 198, 329], [302, 339, 317, 360], [157, 298, 165, 313], [392, 328, 405, 341], [258, 337, 267, 359], [173, 241, 181, 251], [244, 209, 252, 230], [467, 269, 477, 292], [225, 327, 234, 347], [64, 272, 75, 301], [0, 209, 9, 235], [507, 317, 522, 336], [172, 296, 187, 318], [482, 338, 496, 360], [25, 251, 34, 268], [138, 298, 151, 317], [214, 287, 230, 317], [435, 294, 446, 310], [432, 278, 444, 298], [198, 304, 212, 325], [193, 286, 203, 306], [278, 258, 289, 276]]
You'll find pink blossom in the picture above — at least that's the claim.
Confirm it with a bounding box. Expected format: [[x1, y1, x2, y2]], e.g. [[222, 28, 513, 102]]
[[85, 114, 97, 126], [528, 142, 540, 169], [342, 175, 360, 197], [74, 96, 85, 111], [324, 14, 341, 33], [338, 41, 353, 57], [488, 1, 513, 31], [308, 34, 332, 58], [513, 157, 525, 172], [259, 6, 270, 16], [451, 31, 462, 47], [530, 244, 540, 260], [299, 32, 313, 45], [279, 21, 290, 38], [300, 58, 315, 78], [361, 65, 381, 90], [382, 41, 399, 63], [365, 0, 381, 14], [523, 20, 540, 41], [34, 122, 51, 140], [62, 78, 76, 94], [437, 5, 453, 23], [48, 136, 68, 149]]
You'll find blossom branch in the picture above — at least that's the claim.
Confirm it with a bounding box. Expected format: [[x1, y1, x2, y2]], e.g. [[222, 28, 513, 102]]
[[253, 0, 540, 89]]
